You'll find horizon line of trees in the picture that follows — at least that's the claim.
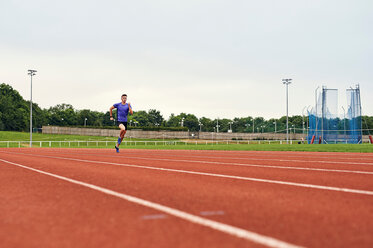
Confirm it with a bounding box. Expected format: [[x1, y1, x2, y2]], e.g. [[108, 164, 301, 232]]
[[2, 83, 373, 134]]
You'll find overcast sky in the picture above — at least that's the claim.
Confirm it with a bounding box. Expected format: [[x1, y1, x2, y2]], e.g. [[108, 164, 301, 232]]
[[1, 0, 372, 120]]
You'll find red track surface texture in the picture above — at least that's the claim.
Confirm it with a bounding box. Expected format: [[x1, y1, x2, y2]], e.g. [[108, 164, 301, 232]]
[[1, 148, 373, 248]]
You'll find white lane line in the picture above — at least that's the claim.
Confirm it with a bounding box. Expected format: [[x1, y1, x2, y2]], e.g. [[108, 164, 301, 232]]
[[8, 149, 373, 165], [0, 158, 303, 248], [140, 154, 373, 166], [2, 150, 372, 175], [110, 150, 373, 160], [114, 156, 373, 175], [2, 152, 373, 196]]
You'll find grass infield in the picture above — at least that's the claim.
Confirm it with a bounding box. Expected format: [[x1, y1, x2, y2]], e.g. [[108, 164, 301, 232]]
[[1, 131, 372, 153]]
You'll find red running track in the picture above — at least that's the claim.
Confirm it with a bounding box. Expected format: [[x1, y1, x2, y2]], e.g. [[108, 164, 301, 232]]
[[1, 148, 373, 248]]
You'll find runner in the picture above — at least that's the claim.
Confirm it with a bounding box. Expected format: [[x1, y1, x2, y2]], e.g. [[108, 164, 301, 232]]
[[109, 94, 133, 153]]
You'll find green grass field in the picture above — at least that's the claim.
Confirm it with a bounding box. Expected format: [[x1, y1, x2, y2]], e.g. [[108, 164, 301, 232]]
[[1, 131, 372, 153]]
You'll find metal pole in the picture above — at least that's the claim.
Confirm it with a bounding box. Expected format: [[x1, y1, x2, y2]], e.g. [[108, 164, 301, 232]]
[[315, 86, 320, 141], [321, 87, 325, 144], [282, 79, 292, 144], [302, 106, 306, 135], [30, 74, 32, 147], [28, 70, 37, 147], [252, 118, 255, 133], [287, 83, 290, 143], [342, 106, 346, 143], [306, 105, 311, 142]]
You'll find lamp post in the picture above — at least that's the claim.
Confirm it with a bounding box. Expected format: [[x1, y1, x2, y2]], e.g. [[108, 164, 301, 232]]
[[199, 122, 203, 132], [216, 118, 220, 133], [84, 118, 87, 127], [342, 106, 346, 143], [28, 69, 37, 147], [252, 118, 255, 133], [302, 106, 307, 135], [180, 117, 185, 127], [282, 78, 292, 144], [228, 122, 233, 132], [245, 123, 250, 132], [273, 121, 277, 133]]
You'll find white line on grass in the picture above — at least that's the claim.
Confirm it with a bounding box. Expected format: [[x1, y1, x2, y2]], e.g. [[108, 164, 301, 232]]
[[2, 151, 373, 196], [0, 158, 303, 248]]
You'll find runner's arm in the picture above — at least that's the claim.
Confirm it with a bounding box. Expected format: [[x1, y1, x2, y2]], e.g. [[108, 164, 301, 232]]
[[128, 103, 133, 115], [109, 106, 115, 120]]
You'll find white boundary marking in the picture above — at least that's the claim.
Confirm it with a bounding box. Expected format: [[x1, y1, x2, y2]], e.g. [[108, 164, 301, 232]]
[[138, 154, 373, 166], [1, 150, 372, 175], [116, 156, 373, 175], [2, 152, 373, 196], [0, 158, 303, 248]]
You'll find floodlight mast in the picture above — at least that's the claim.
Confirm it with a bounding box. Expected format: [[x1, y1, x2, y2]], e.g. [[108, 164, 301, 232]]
[[28, 70, 37, 147], [282, 79, 292, 144]]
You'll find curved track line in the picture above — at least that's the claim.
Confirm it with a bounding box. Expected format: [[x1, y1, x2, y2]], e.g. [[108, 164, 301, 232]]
[[3, 152, 373, 196], [0, 158, 303, 248]]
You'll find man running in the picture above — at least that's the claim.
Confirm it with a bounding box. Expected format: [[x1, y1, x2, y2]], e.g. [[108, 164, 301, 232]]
[[109, 94, 133, 153]]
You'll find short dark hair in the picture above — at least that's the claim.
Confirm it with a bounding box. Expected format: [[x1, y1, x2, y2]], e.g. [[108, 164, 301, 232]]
[[122, 94, 127, 97]]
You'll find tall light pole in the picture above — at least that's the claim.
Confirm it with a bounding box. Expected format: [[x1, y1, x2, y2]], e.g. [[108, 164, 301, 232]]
[[228, 121, 233, 132], [306, 105, 311, 139], [252, 118, 255, 133], [302, 106, 307, 135], [216, 119, 218, 133], [28, 70, 37, 147], [342, 106, 346, 143], [180, 117, 185, 127], [245, 123, 250, 132], [282, 78, 292, 143], [199, 122, 203, 132], [273, 121, 277, 133], [84, 118, 87, 127]]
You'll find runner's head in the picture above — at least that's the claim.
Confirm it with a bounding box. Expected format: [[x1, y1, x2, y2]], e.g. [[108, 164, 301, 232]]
[[121, 94, 127, 103]]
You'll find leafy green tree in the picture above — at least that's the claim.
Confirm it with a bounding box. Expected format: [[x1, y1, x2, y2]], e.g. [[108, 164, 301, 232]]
[[46, 104, 77, 126], [148, 109, 163, 126], [233, 117, 253, 133], [183, 114, 199, 131], [166, 113, 180, 127], [132, 110, 149, 127], [199, 117, 213, 132], [0, 83, 30, 131]]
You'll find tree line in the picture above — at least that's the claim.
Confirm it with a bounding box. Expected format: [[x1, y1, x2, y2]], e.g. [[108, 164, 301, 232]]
[[1, 83, 373, 134]]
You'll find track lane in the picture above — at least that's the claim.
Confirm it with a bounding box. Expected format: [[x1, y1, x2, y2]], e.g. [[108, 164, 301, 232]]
[[1, 150, 373, 247], [0, 160, 271, 248], [3, 149, 373, 191], [7, 148, 373, 170]]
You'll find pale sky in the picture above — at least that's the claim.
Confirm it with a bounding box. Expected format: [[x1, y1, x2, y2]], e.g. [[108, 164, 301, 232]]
[[1, 0, 372, 119]]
